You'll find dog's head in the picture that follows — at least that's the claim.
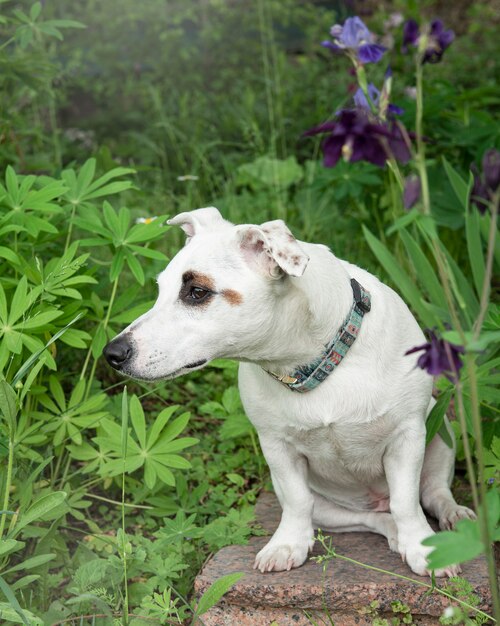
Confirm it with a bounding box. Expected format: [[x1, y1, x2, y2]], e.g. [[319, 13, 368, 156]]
[[103, 207, 309, 381]]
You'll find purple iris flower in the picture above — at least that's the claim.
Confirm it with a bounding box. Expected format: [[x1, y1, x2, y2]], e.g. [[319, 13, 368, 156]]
[[402, 18, 454, 64], [470, 148, 500, 214], [322, 17, 386, 64], [353, 84, 404, 116], [405, 331, 464, 380], [304, 109, 411, 168]]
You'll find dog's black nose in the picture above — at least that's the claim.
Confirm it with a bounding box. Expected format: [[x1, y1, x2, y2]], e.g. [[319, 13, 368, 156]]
[[103, 336, 133, 369]]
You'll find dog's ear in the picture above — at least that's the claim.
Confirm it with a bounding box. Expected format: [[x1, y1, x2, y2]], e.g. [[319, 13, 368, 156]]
[[166, 207, 229, 238], [238, 219, 309, 278]]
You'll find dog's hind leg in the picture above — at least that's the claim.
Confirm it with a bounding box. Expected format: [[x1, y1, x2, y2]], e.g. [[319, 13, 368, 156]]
[[312, 492, 398, 552], [420, 414, 476, 530]]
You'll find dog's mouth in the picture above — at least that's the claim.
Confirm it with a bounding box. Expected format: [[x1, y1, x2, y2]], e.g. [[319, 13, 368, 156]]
[[184, 359, 207, 369], [123, 358, 209, 382]]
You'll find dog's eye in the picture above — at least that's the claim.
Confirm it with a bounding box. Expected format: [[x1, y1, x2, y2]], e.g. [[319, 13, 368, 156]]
[[189, 286, 210, 301]]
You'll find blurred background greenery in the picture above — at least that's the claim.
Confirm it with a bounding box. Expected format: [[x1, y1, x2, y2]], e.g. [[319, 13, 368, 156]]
[[2, 0, 498, 260]]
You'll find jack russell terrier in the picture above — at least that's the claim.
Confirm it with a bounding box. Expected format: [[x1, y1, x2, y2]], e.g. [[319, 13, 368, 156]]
[[103, 207, 474, 577]]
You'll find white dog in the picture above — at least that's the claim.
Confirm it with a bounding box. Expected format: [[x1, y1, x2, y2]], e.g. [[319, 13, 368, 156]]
[[103, 207, 474, 577]]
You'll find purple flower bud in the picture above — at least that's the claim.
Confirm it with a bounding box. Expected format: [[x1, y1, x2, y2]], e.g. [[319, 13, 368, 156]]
[[482, 148, 500, 193], [403, 175, 421, 209], [402, 18, 454, 64], [405, 331, 464, 381], [402, 19, 420, 51]]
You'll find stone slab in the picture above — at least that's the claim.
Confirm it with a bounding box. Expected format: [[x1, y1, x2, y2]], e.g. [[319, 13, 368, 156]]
[[194, 492, 493, 625]]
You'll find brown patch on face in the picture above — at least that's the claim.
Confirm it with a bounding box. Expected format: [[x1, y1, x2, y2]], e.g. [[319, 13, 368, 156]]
[[182, 270, 215, 291], [179, 270, 216, 307], [222, 289, 243, 306]]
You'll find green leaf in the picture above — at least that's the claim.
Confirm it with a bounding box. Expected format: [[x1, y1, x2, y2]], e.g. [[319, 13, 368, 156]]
[[129, 394, 146, 450], [440, 244, 479, 322], [125, 251, 145, 285], [146, 405, 179, 448], [7, 277, 30, 326], [0, 380, 18, 433], [109, 248, 125, 281], [422, 519, 483, 569], [121, 387, 128, 459], [14, 491, 67, 533], [0, 577, 39, 625], [12, 312, 85, 386], [48, 376, 66, 412], [15, 309, 62, 330], [363, 227, 435, 327], [0, 539, 22, 557], [153, 463, 175, 486], [0, 246, 21, 265], [442, 158, 470, 210], [3, 553, 56, 575], [194, 572, 244, 617], [426, 390, 452, 445], [85, 166, 135, 194], [84, 181, 133, 200], [158, 412, 190, 443], [236, 156, 302, 190], [102, 201, 120, 234], [91, 324, 108, 359], [75, 158, 96, 198], [30, 2, 42, 21], [399, 229, 446, 311], [0, 283, 8, 322], [465, 206, 485, 300], [5, 166, 19, 203]]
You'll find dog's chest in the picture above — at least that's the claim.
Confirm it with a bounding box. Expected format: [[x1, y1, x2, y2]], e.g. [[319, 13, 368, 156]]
[[283, 420, 389, 484]]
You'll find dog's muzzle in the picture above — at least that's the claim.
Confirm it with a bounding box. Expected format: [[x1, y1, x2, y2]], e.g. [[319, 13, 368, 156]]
[[103, 335, 133, 370]]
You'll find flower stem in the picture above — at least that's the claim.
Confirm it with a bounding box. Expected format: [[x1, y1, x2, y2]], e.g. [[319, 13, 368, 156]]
[[414, 55, 499, 621]]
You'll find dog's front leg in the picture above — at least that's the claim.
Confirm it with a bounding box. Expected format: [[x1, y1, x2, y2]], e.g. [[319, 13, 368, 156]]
[[254, 435, 315, 573], [384, 421, 459, 577]]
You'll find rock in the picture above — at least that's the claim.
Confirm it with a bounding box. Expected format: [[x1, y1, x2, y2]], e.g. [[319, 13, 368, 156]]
[[194, 492, 492, 625]]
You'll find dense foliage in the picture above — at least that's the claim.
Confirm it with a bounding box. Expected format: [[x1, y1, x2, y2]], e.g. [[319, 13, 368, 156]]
[[0, 1, 498, 624]]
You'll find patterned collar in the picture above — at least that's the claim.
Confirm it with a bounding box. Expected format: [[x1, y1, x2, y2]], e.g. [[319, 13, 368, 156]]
[[265, 278, 371, 393]]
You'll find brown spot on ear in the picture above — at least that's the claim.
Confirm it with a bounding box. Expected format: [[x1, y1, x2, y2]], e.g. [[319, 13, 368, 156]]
[[222, 289, 243, 306], [292, 255, 301, 265], [277, 251, 285, 259]]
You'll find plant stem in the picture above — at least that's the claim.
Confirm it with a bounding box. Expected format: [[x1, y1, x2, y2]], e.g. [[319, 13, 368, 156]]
[[64, 204, 78, 253], [121, 470, 129, 625], [414, 55, 498, 620], [86, 492, 153, 510], [0, 440, 14, 540], [84, 276, 119, 399], [464, 354, 500, 620]]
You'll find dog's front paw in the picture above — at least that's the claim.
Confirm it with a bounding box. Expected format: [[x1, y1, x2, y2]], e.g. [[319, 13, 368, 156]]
[[254, 538, 314, 573], [400, 539, 461, 578]]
